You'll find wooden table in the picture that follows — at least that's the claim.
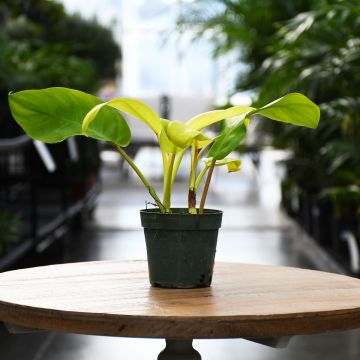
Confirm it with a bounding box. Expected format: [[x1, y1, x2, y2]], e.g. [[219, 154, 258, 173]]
[[0, 260, 360, 359]]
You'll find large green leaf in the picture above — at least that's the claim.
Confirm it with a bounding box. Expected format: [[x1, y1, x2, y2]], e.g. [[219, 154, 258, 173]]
[[82, 98, 162, 135], [248, 93, 320, 128], [8, 87, 131, 146], [187, 105, 255, 130]]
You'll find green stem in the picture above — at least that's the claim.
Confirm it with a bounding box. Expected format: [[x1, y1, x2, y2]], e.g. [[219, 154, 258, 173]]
[[199, 158, 216, 214], [161, 150, 169, 206], [163, 151, 176, 212], [115, 145, 166, 213], [195, 165, 209, 192], [171, 150, 185, 186]]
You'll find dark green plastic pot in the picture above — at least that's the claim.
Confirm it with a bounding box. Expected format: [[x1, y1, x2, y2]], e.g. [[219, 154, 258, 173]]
[[140, 208, 222, 288]]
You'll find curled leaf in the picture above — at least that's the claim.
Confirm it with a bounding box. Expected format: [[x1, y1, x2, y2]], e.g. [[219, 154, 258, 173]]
[[166, 120, 212, 149], [203, 157, 242, 172]]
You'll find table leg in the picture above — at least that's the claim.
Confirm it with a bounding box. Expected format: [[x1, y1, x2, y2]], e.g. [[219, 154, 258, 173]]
[[158, 339, 201, 360]]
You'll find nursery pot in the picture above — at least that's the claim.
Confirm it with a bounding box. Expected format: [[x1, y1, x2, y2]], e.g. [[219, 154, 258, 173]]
[[140, 208, 222, 288]]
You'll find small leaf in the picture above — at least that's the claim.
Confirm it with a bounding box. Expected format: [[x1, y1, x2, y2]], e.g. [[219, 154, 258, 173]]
[[9, 87, 131, 146], [187, 105, 255, 130], [204, 157, 242, 172]]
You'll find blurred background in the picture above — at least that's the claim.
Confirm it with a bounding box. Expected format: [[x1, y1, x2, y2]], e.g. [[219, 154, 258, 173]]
[[0, 0, 359, 359]]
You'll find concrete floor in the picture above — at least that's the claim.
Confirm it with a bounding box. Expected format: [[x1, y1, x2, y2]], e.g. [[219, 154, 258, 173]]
[[1, 149, 359, 359]]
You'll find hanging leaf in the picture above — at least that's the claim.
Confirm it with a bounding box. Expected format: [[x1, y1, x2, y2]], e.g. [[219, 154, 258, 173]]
[[82, 97, 162, 135], [9, 87, 131, 146]]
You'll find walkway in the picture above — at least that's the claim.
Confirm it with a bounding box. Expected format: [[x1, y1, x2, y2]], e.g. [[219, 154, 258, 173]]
[[0, 149, 359, 359]]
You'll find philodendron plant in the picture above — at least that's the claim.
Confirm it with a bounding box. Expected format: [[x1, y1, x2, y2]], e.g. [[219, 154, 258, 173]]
[[8, 88, 320, 214]]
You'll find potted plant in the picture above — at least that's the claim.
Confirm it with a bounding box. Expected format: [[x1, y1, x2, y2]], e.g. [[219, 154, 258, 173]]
[[8, 88, 320, 288]]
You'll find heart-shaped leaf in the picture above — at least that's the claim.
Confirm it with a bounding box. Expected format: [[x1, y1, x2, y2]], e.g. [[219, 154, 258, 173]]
[[9, 87, 131, 146]]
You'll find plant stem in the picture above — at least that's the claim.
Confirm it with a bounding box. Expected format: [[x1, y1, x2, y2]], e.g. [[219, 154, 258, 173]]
[[171, 150, 185, 186], [195, 165, 209, 192], [163, 151, 176, 212], [188, 143, 199, 214], [114, 145, 166, 213], [199, 158, 216, 214], [161, 150, 169, 206]]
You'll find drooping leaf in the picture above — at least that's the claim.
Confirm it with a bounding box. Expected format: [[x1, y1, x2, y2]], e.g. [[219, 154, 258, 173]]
[[248, 93, 320, 128], [204, 157, 242, 172], [187, 105, 255, 130], [208, 120, 248, 160], [82, 97, 162, 135], [8, 87, 131, 146]]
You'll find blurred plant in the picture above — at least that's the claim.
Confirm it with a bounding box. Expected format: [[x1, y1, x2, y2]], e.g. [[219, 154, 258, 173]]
[[178, 0, 312, 93], [179, 0, 360, 217], [0, 0, 121, 137], [0, 210, 22, 254]]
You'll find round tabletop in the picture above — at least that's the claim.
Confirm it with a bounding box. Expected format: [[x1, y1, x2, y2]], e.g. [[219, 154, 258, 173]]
[[0, 260, 360, 339]]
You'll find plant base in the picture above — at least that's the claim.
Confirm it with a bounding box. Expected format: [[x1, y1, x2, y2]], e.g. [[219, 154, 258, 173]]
[[140, 208, 222, 288]]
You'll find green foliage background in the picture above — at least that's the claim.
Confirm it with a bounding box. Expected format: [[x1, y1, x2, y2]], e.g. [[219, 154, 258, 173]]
[[179, 0, 360, 213], [0, 0, 121, 137]]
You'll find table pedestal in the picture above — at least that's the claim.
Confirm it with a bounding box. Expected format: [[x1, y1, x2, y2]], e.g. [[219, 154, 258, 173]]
[[158, 340, 201, 360], [157, 336, 290, 360]]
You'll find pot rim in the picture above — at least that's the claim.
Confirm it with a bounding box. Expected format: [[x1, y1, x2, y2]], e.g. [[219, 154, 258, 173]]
[[140, 208, 223, 215]]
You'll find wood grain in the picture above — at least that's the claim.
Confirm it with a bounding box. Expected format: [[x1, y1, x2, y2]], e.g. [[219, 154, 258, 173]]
[[0, 261, 360, 339]]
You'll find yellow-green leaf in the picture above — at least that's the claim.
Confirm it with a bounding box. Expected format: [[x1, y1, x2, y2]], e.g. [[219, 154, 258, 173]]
[[204, 157, 242, 172], [166, 120, 212, 149], [82, 98, 162, 135], [187, 105, 255, 130], [159, 119, 177, 153]]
